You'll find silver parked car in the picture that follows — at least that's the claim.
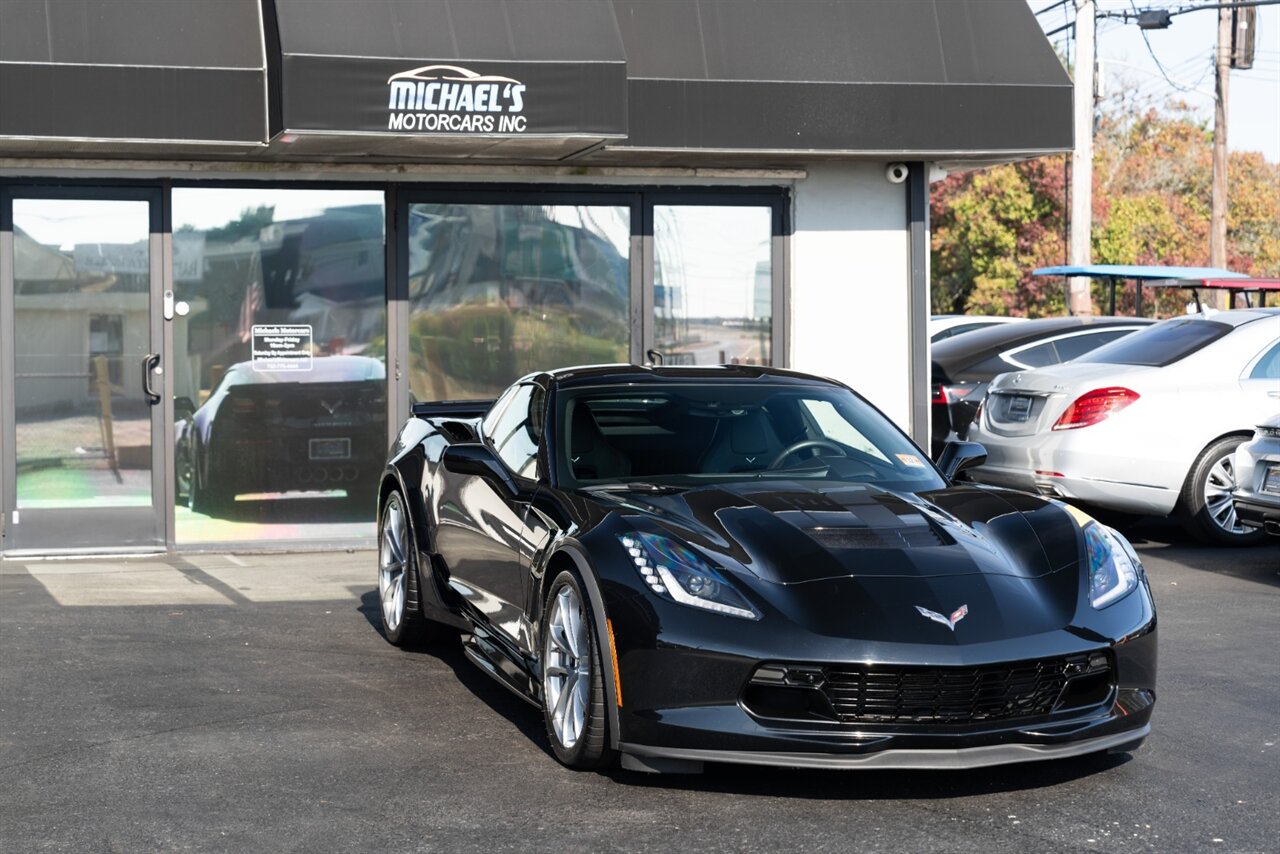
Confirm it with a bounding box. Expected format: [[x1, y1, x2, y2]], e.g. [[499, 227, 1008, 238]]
[[968, 309, 1280, 545], [929, 314, 1026, 343], [1233, 414, 1280, 536]]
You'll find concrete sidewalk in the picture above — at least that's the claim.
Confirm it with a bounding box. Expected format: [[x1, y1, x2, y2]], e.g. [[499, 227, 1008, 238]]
[[3, 549, 375, 608]]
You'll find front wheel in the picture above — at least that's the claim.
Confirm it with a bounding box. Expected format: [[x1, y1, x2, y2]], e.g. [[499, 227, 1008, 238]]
[[540, 569, 616, 769], [1178, 436, 1265, 546]]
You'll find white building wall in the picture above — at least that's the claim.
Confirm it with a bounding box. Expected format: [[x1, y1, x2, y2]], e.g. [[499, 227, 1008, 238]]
[[790, 162, 913, 431]]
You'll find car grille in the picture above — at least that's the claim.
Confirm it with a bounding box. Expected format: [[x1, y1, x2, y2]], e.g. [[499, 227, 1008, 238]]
[[745, 654, 1113, 727], [821, 655, 1098, 724]]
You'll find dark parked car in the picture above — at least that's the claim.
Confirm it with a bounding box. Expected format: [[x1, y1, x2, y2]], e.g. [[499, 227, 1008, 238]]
[[376, 364, 1156, 773], [931, 317, 1154, 458], [176, 355, 386, 515]]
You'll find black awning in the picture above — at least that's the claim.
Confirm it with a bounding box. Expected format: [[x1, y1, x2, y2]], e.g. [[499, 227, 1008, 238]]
[[602, 0, 1072, 159], [0, 0, 1072, 165], [0, 0, 268, 152], [271, 0, 628, 159]]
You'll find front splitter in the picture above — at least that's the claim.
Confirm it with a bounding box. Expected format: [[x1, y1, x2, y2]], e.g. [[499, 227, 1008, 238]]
[[619, 724, 1149, 772]]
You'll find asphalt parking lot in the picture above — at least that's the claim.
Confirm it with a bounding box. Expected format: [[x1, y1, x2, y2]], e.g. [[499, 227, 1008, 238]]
[[2, 519, 1278, 853]]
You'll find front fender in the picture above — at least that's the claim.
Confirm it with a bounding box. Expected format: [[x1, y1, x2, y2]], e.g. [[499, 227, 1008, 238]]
[[543, 538, 625, 751]]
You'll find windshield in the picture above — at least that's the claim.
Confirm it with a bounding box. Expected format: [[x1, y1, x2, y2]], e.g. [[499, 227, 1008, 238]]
[[1077, 317, 1231, 367], [556, 383, 945, 492]]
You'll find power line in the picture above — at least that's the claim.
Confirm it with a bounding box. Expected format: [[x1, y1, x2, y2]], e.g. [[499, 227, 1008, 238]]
[[1099, 0, 1280, 22], [1128, 0, 1218, 92], [1035, 0, 1072, 16]]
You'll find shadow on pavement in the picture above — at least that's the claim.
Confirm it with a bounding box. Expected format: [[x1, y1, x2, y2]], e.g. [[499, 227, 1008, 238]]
[[1111, 516, 1280, 589], [358, 588, 555, 759]]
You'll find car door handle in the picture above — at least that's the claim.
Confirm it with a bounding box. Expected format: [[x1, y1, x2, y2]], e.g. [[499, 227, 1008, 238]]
[[1269, 390, 1280, 399], [141, 353, 161, 405]]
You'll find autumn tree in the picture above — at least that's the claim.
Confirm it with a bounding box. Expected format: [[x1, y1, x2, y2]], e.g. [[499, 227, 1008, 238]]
[[931, 157, 1068, 317], [932, 95, 1280, 318]]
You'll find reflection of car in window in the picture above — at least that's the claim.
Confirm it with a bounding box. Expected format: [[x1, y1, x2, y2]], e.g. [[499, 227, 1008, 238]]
[[175, 355, 386, 516], [407, 204, 629, 316]]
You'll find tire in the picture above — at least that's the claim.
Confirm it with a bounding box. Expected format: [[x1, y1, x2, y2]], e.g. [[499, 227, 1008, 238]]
[[1177, 436, 1266, 546], [175, 446, 193, 506], [188, 445, 229, 517], [377, 490, 431, 646], [540, 569, 616, 770]]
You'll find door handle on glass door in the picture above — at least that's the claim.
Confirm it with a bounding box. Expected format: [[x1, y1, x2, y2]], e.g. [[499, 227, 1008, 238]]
[[142, 353, 161, 405]]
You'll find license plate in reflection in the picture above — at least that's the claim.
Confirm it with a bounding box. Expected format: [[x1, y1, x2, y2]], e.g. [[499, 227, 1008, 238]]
[[1264, 465, 1280, 495], [309, 438, 351, 461], [1006, 395, 1033, 422]]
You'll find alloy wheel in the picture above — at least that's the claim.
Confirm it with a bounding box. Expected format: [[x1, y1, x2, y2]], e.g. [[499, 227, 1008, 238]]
[[543, 584, 591, 749], [379, 496, 408, 633], [1203, 454, 1245, 535]]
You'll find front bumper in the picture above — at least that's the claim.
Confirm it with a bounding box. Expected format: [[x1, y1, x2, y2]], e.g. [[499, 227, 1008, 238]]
[[609, 597, 1157, 771]]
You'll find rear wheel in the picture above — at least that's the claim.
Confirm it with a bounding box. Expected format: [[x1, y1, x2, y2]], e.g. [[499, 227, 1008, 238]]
[[540, 569, 615, 770], [175, 446, 194, 506], [1178, 436, 1265, 546], [188, 445, 229, 517], [377, 490, 428, 645]]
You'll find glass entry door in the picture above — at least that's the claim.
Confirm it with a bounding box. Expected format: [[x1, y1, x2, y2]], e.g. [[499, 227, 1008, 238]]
[[1, 190, 165, 553]]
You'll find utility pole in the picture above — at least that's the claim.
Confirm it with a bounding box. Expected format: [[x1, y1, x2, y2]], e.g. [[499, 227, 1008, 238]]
[[1069, 0, 1095, 316], [1211, 5, 1232, 306]]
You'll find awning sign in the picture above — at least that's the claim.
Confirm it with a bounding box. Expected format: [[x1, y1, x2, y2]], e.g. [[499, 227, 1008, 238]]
[[279, 55, 626, 138], [388, 65, 527, 134], [252, 324, 312, 372]]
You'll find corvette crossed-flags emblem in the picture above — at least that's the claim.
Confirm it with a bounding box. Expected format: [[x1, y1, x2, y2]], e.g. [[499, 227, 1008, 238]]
[[915, 604, 969, 631]]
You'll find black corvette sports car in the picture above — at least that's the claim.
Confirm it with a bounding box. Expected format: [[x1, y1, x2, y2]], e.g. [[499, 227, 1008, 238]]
[[176, 356, 386, 514], [376, 365, 1156, 772]]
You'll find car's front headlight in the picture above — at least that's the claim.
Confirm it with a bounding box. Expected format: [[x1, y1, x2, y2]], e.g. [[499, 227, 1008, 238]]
[[618, 532, 760, 620], [1083, 522, 1141, 609]]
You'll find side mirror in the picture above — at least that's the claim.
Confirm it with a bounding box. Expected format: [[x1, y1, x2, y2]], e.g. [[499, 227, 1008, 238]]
[[174, 396, 197, 418], [937, 440, 988, 481], [442, 443, 525, 496]]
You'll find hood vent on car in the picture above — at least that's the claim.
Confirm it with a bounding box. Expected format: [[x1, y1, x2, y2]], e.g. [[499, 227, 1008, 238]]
[[807, 526, 947, 549]]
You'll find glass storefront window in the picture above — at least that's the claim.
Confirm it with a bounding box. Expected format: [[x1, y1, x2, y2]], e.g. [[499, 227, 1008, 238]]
[[653, 205, 772, 367], [11, 199, 154, 511], [170, 188, 386, 544], [406, 202, 630, 400]]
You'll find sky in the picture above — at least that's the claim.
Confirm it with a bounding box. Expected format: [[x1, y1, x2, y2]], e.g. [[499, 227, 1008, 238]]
[[1030, 0, 1280, 162]]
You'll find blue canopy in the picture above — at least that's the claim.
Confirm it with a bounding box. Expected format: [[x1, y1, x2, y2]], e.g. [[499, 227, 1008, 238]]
[[1032, 264, 1246, 279]]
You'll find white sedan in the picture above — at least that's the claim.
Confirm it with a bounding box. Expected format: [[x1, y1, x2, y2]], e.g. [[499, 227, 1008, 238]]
[[968, 309, 1280, 545]]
